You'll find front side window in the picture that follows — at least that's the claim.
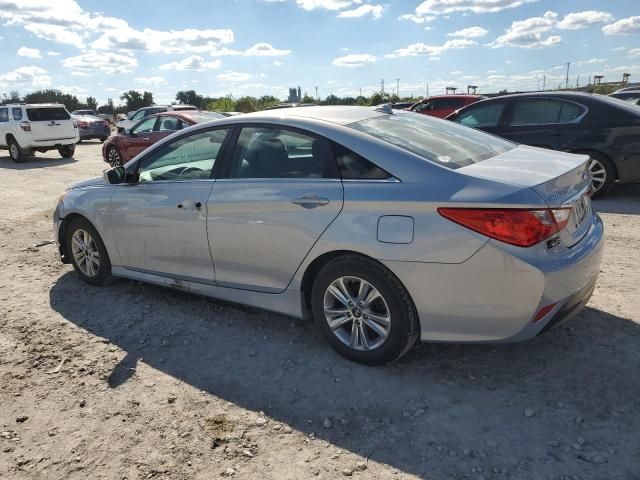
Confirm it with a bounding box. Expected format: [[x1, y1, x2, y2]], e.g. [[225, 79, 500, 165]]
[[413, 101, 432, 112], [131, 110, 146, 121], [12, 108, 23, 121], [456, 102, 505, 128], [157, 116, 182, 132], [132, 117, 157, 135], [510, 99, 584, 126], [0, 108, 8, 122], [351, 112, 515, 169], [137, 129, 229, 182], [229, 127, 333, 179]]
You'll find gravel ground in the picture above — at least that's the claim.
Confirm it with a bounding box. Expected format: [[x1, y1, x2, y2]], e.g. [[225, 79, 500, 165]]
[[0, 142, 639, 480]]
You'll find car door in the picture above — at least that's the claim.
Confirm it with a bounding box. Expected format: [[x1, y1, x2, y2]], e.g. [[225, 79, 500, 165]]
[[109, 127, 231, 282], [452, 100, 508, 135], [499, 98, 585, 149], [208, 125, 344, 293], [0, 107, 8, 147], [122, 116, 159, 160]]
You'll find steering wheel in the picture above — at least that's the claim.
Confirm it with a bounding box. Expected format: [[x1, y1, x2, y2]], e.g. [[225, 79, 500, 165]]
[[176, 166, 203, 178]]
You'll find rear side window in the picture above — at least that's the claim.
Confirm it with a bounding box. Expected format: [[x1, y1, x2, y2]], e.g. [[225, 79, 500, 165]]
[[0, 108, 8, 122], [510, 99, 583, 126], [351, 112, 514, 169], [12, 108, 23, 121], [26, 107, 70, 121], [332, 142, 391, 180], [456, 102, 505, 128]]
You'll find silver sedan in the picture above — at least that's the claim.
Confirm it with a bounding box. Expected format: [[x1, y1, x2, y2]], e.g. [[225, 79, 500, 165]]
[[53, 106, 604, 364]]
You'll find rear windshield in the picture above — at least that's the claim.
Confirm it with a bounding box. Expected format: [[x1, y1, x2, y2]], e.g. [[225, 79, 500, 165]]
[[27, 107, 70, 122], [350, 112, 515, 169]]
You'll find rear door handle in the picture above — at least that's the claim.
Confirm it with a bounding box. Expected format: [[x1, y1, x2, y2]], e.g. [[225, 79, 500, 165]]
[[292, 194, 330, 209]]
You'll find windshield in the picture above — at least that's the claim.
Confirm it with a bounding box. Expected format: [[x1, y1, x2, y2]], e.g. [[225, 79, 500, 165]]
[[350, 112, 515, 169]]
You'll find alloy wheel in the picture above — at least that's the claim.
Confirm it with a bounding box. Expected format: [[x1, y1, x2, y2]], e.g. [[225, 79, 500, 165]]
[[9, 143, 19, 160], [323, 276, 391, 351], [71, 228, 101, 277], [107, 147, 121, 167], [588, 158, 606, 193]]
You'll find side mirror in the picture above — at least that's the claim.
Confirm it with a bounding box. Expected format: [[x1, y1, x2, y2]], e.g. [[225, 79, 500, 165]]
[[104, 166, 126, 184], [124, 128, 133, 136]]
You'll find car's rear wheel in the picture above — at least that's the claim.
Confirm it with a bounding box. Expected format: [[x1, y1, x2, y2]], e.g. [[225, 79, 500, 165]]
[[107, 145, 123, 167], [65, 217, 112, 286], [8, 138, 25, 163], [311, 255, 418, 365], [584, 152, 615, 197], [100, 137, 108, 143], [58, 145, 75, 158]]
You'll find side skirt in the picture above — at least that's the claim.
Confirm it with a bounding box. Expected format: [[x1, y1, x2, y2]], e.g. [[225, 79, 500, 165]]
[[111, 266, 304, 319]]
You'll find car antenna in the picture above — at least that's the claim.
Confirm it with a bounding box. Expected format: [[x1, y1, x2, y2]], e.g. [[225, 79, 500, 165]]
[[374, 103, 394, 114]]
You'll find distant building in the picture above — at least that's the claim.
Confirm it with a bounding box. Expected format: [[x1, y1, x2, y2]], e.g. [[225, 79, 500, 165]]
[[287, 86, 301, 103]]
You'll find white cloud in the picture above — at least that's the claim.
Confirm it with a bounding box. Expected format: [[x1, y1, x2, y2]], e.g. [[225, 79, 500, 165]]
[[209, 47, 244, 57], [602, 16, 640, 35], [402, 0, 537, 20], [158, 56, 221, 71], [272, 60, 284, 66], [575, 58, 607, 66], [388, 39, 476, 58], [47, 51, 61, 56], [244, 42, 291, 56], [24, 23, 84, 48], [216, 71, 253, 82], [134, 76, 167, 86], [558, 11, 614, 30], [338, 4, 385, 19], [296, 0, 356, 10], [628, 48, 640, 57], [63, 50, 138, 74], [489, 11, 561, 49], [447, 26, 488, 38], [611, 46, 626, 52], [70, 71, 91, 77], [332, 53, 377, 67], [398, 13, 435, 24], [17, 46, 42, 58], [0, 65, 51, 88]]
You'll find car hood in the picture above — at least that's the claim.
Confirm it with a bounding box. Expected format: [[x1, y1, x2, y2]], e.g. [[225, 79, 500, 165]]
[[69, 176, 106, 190]]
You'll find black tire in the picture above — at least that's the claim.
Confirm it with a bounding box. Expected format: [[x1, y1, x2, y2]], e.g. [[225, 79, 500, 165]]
[[65, 217, 112, 286], [579, 151, 615, 198], [100, 137, 108, 143], [8, 138, 25, 163], [311, 255, 419, 365], [58, 145, 76, 159], [106, 145, 123, 167]]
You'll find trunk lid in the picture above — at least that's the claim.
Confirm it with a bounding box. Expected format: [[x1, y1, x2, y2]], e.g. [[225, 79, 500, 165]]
[[27, 107, 76, 142], [460, 145, 593, 247]]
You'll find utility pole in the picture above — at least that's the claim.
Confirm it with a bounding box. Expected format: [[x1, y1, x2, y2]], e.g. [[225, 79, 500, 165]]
[[381, 79, 384, 94], [565, 62, 570, 90], [543, 75, 546, 91], [359, 87, 362, 96], [396, 78, 400, 98], [315, 86, 318, 100], [576, 75, 579, 89], [426, 84, 429, 98]]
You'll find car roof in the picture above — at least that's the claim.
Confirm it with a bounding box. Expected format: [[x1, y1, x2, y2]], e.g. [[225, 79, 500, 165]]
[[4, 103, 66, 108], [238, 105, 385, 126], [419, 94, 484, 100]]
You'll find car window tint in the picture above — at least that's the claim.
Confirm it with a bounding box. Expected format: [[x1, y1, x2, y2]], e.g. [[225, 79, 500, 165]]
[[12, 108, 23, 121], [510, 99, 577, 125], [26, 107, 70, 121], [332, 142, 391, 180], [557, 102, 583, 123], [229, 127, 332, 179], [158, 117, 181, 132], [456, 102, 505, 128], [351, 112, 514, 169], [138, 129, 229, 182], [132, 117, 157, 134], [132, 110, 145, 120], [0, 108, 8, 122]]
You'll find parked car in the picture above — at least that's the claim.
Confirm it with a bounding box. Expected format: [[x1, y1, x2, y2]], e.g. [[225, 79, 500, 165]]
[[446, 92, 640, 196], [390, 102, 415, 110], [116, 105, 198, 131], [72, 114, 110, 142], [103, 110, 224, 166], [71, 109, 98, 116], [408, 95, 485, 118], [55, 106, 603, 365], [612, 86, 640, 93], [609, 90, 640, 102], [0, 103, 79, 162]]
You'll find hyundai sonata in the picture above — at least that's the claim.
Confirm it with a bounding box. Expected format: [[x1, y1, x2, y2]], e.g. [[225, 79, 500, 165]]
[[53, 106, 604, 365]]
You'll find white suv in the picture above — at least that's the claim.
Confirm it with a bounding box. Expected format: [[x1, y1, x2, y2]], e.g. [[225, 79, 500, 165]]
[[0, 103, 79, 163]]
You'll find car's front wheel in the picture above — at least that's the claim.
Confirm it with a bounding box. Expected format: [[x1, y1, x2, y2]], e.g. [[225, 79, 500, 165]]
[[65, 217, 112, 286], [311, 256, 419, 365], [106, 145, 123, 167], [58, 145, 76, 158]]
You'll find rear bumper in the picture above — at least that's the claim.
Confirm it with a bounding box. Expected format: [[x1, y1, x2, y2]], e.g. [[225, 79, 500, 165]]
[[79, 126, 110, 140], [382, 213, 604, 343]]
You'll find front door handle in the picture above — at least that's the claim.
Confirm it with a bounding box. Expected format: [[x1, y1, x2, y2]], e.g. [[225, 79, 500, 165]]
[[292, 194, 330, 209], [177, 199, 202, 211]]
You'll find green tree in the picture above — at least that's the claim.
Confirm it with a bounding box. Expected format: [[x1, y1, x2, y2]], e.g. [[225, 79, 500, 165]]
[[234, 96, 258, 113], [207, 95, 235, 112], [320, 94, 339, 105], [22, 89, 82, 111], [120, 90, 154, 111], [1, 90, 21, 105], [355, 95, 368, 106], [301, 94, 316, 104], [86, 96, 98, 111], [256, 95, 280, 110], [175, 90, 206, 109]]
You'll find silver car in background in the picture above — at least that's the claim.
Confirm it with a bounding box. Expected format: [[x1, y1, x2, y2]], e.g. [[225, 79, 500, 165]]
[[53, 106, 604, 365]]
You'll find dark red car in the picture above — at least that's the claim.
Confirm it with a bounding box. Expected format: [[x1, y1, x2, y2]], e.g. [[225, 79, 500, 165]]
[[102, 111, 224, 166], [407, 95, 485, 119]]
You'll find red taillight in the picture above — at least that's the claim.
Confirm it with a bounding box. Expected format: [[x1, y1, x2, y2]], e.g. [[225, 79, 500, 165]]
[[438, 207, 572, 247], [78, 121, 89, 129], [533, 302, 557, 322], [19, 121, 31, 132]]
